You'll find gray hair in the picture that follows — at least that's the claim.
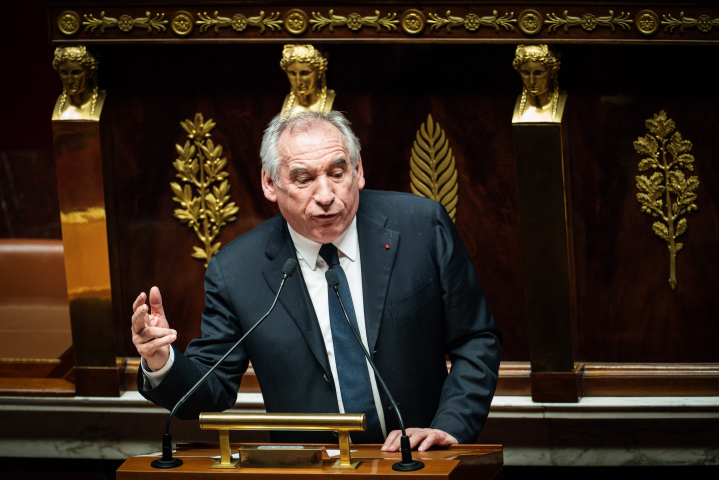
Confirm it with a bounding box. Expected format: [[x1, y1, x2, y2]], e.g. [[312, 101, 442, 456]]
[[260, 111, 361, 185]]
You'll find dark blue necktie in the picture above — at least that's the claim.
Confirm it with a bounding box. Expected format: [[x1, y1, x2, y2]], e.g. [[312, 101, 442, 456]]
[[319, 243, 384, 444]]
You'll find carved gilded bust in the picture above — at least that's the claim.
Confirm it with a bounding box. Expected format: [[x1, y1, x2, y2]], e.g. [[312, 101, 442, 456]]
[[512, 44, 567, 123], [52, 46, 107, 121], [280, 45, 335, 115]]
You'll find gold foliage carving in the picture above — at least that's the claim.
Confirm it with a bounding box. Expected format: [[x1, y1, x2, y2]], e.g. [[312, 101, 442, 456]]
[[634, 111, 699, 290], [171, 114, 239, 267], [546, 10, 633, 33], [83, 11, 168, 34], [410, 114, 458, 222], [310, 10, 399, 33], [427, 10, 517, 33], [662, 12, 719, 34], [196, 11, 282, 34]]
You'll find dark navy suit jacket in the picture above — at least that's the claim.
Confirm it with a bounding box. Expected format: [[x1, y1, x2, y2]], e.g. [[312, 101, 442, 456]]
[[139, 190, 502, 444]]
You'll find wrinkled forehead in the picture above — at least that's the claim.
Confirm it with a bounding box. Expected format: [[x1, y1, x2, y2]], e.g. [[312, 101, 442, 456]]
[[278, 121, 347, 157]]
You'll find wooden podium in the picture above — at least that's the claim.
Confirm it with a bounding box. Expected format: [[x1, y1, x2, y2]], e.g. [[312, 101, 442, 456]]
[[117, 443, 503, 479]]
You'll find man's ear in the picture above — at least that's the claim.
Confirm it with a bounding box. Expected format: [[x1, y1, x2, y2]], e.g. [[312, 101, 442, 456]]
[[261, 169, 278, 203], [356, 156, 365, 190]]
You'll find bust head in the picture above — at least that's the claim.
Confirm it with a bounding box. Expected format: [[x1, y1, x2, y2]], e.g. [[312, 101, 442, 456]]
[[512, 44, 561, 100], [280, 45, 328, 98], [53, 46, 99, 98]]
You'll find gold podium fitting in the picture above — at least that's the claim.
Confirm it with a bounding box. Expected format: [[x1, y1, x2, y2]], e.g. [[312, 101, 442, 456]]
[[511, 44, 566, 124], [280, 45, 336, 114], [199, 412, 366, 470]]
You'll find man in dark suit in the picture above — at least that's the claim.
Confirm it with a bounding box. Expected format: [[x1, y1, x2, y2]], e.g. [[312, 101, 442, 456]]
[[132, 111, 502, 451]]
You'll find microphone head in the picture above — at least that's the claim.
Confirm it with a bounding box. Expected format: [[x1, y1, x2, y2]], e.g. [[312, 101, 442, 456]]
[[325, 269, 340, 288], [282, 258, 298, 277]]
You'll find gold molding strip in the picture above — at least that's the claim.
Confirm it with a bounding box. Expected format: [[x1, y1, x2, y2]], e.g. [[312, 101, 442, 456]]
[[196, 11, 282, 34], [546, 10, 633, 33], [662, 12, 719, 34], [427, 10, 517, 33], [634, 111, 699, 290], [83, 11, 168, 34], [57, 8, 719, 37], [310, 10, 399, 33], [409, 114, 458, 222], [171, 114, 239, 267]]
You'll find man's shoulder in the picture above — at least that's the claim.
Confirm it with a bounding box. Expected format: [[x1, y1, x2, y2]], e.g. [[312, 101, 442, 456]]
[[211, 213, 284, 264], [359, 189, 440, 215]]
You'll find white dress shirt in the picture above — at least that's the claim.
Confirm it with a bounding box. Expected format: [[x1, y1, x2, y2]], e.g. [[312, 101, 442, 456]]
[[143, 217, 387, 439]]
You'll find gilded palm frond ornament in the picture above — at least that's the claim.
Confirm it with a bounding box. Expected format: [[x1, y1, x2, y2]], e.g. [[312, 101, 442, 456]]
[[410, 114, 458, 222], [171, 113, 239, 267], [634, 110, 699, 290]]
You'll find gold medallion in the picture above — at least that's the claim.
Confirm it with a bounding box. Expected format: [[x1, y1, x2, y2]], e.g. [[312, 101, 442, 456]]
[[401, 9, 426, 35], [171, 11, 195, 36], [518, 9, 543, 35], [57, 10, 81, 36], [285, 9, 309, 35], [635, 10, 659, 35]]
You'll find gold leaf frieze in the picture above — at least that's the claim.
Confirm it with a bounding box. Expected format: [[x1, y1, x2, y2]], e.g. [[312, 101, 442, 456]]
[[196, 11, 282, 34], [427, 10, 517, 33], [662, 12, 719, 34], [58, 11, 81, 36], [285, 9, 309, 35], [546, 10, 633, 33], [171, 114, 239, 267], [634, 111, 699, 290], [310, 10, 399, 33], [83, 11, 168, 34], [635, 10, 660, 35], [410, 114, 458, 222]]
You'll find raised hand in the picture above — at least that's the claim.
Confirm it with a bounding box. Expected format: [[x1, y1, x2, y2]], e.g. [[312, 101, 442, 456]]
[[131, 286, 177, 372]]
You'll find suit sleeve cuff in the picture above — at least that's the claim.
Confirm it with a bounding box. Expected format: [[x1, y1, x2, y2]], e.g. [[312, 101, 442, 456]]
[[141, 347, 175, 389]]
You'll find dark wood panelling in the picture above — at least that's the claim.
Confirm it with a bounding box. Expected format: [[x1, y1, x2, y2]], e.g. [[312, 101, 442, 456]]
[[583, 364, 719, 396], [0, 151, 62, 239], [563, 44, 719, 363], [0, 378, 75, 397], [531, 364, 584, 402]]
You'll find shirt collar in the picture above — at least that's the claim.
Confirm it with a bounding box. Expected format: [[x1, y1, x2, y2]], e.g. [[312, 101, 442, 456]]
[[287, 217, 358, 271]]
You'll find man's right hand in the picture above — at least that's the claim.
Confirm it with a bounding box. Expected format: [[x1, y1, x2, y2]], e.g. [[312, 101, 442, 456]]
[[131, 286, 177, 372]]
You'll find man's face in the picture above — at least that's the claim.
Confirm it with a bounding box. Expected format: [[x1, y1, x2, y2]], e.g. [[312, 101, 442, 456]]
[[519, 60, 551, 97], [58, 61, 89, 96], [262, 124, 365, 244], [285, 61, 319, 97]]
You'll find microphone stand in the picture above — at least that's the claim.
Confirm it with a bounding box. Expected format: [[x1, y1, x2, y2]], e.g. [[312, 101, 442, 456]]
[[326, 271, 425, 472], [151, 259, 298, 469]]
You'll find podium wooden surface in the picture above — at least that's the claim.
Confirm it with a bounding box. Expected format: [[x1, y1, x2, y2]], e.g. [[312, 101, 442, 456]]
[[117, 443, 503, 480]]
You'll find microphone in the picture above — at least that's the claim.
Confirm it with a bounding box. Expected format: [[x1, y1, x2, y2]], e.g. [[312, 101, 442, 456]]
[[325, 269, 424, 472], [151, 258, 298, 469]]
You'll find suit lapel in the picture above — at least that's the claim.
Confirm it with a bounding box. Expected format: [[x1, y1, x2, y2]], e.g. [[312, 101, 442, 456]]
[[261, 219, 332, 377], [356, 203, 399, 356]]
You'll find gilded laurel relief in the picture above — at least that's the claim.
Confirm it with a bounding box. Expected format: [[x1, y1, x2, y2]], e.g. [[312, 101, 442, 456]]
[[83, 11, 168, 33], [280, 45, 335, 114], [52, 46, 107, 121], [546, 10, 633, 33], [662, 12, 719, 34], [428, 10, 517, 33], [410, 114, 458, 222], [171, 114, 239, 267], [310, 10, 399, 32], [196, 11, 282, 34], [634, 111, 699, 290], [511, 45, 567, 124]]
